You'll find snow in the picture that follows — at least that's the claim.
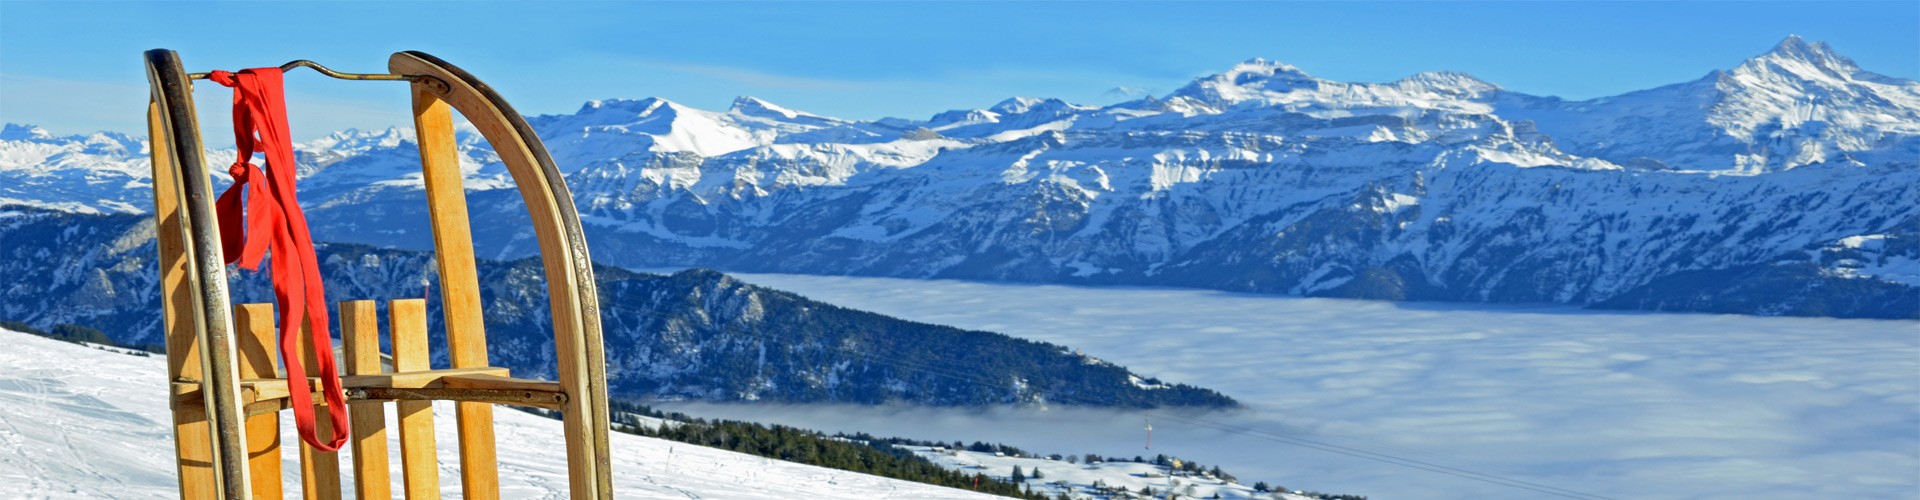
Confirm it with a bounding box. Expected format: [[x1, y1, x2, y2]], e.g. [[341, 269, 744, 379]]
[[0, 329, 997, 499], [655, 271, 1920, 500], [1816, 233, 1920, 286], [1496, 35, 1920, 173], [906, 446, 1313, 500], [1165, 59, 1500, 119]]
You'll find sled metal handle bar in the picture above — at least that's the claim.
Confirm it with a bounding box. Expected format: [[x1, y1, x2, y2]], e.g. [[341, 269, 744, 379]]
[[188, 59, 449, 93]]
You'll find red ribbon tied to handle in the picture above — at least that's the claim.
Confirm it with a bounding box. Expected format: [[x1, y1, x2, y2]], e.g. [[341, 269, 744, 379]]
[[207, 68, 350, 452]]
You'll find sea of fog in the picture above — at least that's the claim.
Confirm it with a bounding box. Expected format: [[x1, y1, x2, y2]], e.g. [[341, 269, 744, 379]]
[[640, 270, 1918, 500]]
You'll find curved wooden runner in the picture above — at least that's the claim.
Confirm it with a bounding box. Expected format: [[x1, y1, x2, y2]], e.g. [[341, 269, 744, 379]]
[[390, 51, 614, 499]]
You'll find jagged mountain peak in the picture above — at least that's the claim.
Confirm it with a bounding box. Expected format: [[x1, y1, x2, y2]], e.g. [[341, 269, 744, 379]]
[[1, 123, 55, 142], [1226, 57, 1316, 79], [725, 96, 851, 135], [578, 97, 683, 117], [729, 96, 801, 119], [1492, 36, 1919, 173], [1170, 58, 1322, 103], [1399, 71, 1500, 94], [307, 126, 412, 151], [928, 108, 1001, 127], [987, 97, 1048, 115], [1763, 35, 1847, 66], [988, 97, 1090, 117], [1729, 35, 1865, 84], [1160, 57, 1512, 119], [542, 97, 761, 158]]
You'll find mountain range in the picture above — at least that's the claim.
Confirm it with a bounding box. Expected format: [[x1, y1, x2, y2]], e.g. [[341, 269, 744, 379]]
[[0, 208, 1235, 408], [2, 36, 1915, 318]]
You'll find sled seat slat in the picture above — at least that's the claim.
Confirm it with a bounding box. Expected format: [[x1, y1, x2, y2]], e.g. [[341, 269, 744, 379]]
[[390, 298, 441, 499], [170, 367, 568, 413], [341, 300, 392, 500], [234, 304, 284, 500], [297, 317, 343, 500]]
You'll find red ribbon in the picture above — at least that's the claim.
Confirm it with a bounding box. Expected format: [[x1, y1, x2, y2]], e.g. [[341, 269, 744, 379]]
[[207, 68, 350, 452]]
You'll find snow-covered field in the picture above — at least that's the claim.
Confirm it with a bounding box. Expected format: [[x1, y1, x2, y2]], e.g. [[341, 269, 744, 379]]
[[905, 446, 1314, 500], [659, 271, 1920, 500], [0, 329, 996, 499]]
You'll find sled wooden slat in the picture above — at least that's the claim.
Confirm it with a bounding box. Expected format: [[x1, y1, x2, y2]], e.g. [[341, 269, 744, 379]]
[[346, 367, 512, 389], [297, 321, 343, 500], [411, 79, 488, 376], [173, 367, 540, 410], [441, 373, 563, 393], [390, 299, 440, 499], [234, 304, 284, 500], [149, 97, 218, 500], [340, 301, 392, 500], [408, 80, 504, 500]]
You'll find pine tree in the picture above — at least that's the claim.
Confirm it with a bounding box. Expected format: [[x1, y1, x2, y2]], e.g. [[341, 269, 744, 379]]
[[1012, 465, 1025, 482]]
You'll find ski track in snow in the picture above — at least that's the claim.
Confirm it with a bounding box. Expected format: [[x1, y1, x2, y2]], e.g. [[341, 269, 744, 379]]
[[655, 271, 1920, 500], [0, 331, 999, 500]]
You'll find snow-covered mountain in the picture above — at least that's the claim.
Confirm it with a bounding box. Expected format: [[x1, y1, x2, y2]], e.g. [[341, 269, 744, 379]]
[[0, 327, 1002, 499], [1496, 36, 1920, 174], [4, 36, 1915, 318]]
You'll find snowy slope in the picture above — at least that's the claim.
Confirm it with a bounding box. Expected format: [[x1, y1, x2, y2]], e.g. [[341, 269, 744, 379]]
[[0, 328, 999, 499], [905, 446, 1316, 500]]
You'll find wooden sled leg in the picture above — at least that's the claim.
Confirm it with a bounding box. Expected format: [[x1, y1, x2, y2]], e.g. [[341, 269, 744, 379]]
[[341, 301, 392, 499], [391, 51, 613, 500], [235, 304, 285, 499], [408, 82, 501, 498], [390, 299, 442, 499], [147, 48, 252, 500], [151, 98, 218, 500]]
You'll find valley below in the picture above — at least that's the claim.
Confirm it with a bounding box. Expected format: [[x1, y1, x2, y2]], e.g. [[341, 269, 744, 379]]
[[646, 270, 1920, 500]]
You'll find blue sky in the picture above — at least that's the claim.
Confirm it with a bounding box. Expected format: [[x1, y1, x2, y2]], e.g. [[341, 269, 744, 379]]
[[2, 1, 1915, 139]]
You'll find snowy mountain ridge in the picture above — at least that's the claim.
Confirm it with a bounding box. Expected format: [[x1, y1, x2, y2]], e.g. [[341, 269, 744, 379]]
[[4, 36, 1915, 318], [1496, 35, 1920, 173]]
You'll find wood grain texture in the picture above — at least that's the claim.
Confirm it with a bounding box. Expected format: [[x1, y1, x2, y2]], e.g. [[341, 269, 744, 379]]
[[147, 48, 252, 500], [342, 367, 509, 389], [391, 50, 611, 500], [234, 304, 284, 500], [150, 97, 218, 499], [390, 299, 440, 499], [410, 82, 489, 370], [409, 81, 503, 499], [339, 301, 392, 499], [297, 321, 342, 500], [439, 373, 560, 393]]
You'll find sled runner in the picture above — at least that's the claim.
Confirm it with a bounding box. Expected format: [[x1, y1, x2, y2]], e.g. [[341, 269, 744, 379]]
[[144, 49, 613, 499]]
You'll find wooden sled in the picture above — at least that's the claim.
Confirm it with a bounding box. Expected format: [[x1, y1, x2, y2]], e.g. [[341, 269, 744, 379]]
[[144, 49, 613, 499]]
